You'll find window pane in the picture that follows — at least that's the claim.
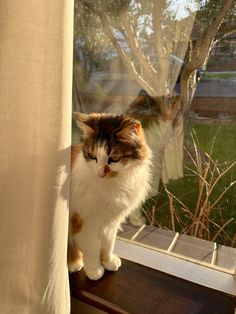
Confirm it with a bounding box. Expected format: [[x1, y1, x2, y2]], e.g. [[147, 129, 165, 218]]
[[73, 0, 236, 248]]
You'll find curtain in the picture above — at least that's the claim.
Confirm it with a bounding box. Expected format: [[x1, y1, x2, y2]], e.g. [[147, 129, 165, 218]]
[[0, 1, 73, 313]]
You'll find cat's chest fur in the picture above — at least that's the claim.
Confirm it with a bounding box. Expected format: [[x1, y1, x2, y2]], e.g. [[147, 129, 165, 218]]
[[70, 151, 151, 224], [70, 113, 153, 228]]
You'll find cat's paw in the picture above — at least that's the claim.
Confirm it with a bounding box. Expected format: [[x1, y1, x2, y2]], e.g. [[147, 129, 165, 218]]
[[102, 255, 121, 271], [68, 260, 83, 273], [85, 265, 105, 281]]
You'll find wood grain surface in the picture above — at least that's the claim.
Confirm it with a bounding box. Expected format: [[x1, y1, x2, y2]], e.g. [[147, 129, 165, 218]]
[[70, 259, 236, 314]]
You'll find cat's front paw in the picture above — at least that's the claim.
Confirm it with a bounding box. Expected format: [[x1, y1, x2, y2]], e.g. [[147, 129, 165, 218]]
[[85, 265, 105, 281], [68, 260, 83, 273], [102, 255, 121, 271]]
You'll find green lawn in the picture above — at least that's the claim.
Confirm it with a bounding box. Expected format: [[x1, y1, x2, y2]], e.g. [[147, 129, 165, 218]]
[[204, 72, 236, 80], [189, 122, 236, 162], [148, 122, 236, 247]]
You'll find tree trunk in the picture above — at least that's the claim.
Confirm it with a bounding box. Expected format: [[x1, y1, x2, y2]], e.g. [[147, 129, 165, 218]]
[[180, 0, 236, 114], [180, 69, 197, 114]]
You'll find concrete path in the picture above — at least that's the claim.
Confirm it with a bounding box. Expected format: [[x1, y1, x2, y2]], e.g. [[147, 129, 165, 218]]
[[89, 71, 236, 97]]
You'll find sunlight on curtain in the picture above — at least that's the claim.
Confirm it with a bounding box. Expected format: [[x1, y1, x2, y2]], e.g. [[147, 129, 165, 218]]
[[0, 1, 73, 313]]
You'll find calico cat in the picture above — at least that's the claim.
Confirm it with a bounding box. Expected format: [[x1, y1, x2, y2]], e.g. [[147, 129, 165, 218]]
[[68, 113, 152, 280]]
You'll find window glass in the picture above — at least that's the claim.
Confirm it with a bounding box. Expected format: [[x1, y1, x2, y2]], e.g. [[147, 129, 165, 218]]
[[73, 0, 236, 248]]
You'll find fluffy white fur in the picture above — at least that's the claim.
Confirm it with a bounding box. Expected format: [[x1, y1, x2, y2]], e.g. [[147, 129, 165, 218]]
[[69, 142, 152, 280]]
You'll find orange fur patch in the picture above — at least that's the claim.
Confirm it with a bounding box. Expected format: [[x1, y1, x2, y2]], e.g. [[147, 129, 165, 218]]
[[67, 241, 83, 266], [138, 127, 149, 160], [71, 213, 83, 234], [71, 144, 83, 166]]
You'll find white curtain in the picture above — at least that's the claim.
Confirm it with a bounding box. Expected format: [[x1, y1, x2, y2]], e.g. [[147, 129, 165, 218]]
[[0, 1, 73, 313]]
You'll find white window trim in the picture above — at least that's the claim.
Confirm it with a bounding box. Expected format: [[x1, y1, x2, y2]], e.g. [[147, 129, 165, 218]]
[[114, 237, 236, 296]]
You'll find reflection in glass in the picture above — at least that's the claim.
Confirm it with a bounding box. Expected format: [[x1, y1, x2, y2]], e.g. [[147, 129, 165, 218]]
[[73, 0, 236, 247]]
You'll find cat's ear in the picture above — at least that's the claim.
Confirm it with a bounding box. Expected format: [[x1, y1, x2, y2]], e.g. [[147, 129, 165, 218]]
[[126, 89, 161, 117], [117, 118, 141, 140], [73, 112, 94, 136], [127, 120, 141, 135]]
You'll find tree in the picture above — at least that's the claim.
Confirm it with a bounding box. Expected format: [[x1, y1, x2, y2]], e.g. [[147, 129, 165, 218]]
[[76, 0, 182, 98], [180, 0, 236, 113], [75, 0, 236, 112], [73, 0, 236, 188], [73, 1, 115, 111]]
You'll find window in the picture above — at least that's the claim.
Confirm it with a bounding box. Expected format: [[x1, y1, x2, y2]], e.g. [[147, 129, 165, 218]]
[[73, 0, 236, 296]]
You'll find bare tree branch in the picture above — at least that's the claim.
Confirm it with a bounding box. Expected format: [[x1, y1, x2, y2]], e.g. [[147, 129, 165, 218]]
[[153, 0, 169, 95], [214, 24, 236, 44], [181, 0, 236, 111], [82, 0, 158, 95], [120, 11, 158, 85], [188, 0, 236, 71]]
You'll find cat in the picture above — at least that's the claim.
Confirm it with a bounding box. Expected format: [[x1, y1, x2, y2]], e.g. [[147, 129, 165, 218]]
[[68, 112, 152, 280]]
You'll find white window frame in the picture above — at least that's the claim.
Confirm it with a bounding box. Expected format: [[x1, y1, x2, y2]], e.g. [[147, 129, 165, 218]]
[[114, 236, 236, 296]]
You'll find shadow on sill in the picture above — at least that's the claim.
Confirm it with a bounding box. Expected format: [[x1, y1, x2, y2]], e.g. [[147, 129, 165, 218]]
[[69, 259, 236, 314]]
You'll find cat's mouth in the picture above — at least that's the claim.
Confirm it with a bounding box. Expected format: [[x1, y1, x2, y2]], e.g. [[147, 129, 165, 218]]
[[97, 165, 118, 178]]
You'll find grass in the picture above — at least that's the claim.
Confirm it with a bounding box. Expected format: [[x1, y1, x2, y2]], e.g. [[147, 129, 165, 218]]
[[145, 122, 236, 247], [189, 122, 236, 162], [204, 72, 236, 80]]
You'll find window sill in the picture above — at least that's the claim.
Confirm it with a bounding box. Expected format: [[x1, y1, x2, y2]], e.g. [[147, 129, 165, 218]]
[[70, 224, 236, 314], [116, 223, 236, 296], [70, 258, 236, 314]]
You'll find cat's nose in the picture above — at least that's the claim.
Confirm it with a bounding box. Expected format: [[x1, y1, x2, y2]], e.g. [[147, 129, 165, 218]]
[[98, 167, 106, 177], [98, 165, 110, 177]]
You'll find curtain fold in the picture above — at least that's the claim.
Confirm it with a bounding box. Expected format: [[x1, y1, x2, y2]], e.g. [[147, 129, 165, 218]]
[[0, 1, 73, 313]]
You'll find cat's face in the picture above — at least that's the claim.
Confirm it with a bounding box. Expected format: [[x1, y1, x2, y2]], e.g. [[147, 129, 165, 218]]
[[74, 113, 149, 178]]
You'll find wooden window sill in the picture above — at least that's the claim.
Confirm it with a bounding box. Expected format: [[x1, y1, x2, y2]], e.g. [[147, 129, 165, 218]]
[[70, 223, 236, 313], [69, 259, 236, 314]]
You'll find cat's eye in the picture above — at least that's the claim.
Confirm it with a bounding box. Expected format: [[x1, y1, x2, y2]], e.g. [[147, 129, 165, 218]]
[[88, 153, 97, 162], [108, 156, 120, 164]]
